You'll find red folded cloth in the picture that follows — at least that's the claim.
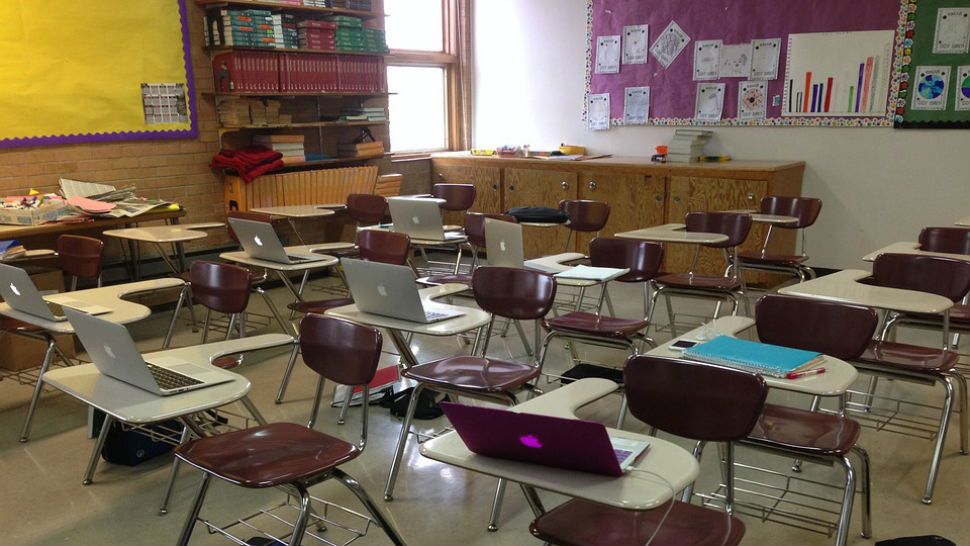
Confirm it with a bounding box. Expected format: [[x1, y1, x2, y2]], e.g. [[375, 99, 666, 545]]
[[211, 146, 284, 182]]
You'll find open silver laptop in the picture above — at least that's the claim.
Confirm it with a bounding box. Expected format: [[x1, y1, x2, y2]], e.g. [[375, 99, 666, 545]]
[[63, 307, 234, 396], [228, 217, 328, 264], [485, 218, 525, 267], [341, 258, 462, 323], [387, 197, 465, 242], [0, 263, 111, 322]]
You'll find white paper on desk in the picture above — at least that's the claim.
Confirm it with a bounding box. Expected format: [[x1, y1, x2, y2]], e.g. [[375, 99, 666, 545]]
[[622, 24, 649, 64], [595, 35, 621, 74], [622, 87, 650, 125], [911, 66, 950, 111], [693, 40, 721, 81], [957, 66, 970, 111], [650, 21, 690, 68], [59, 178, 117, 199], [588, 93, 611, 130], [718, 43, 752, 78], [934, 7, 970, 54], [554, 265, 629, 281], [695, 83, 726, 122], [749, 38, 781, 80], [738, 81, 768, 121]]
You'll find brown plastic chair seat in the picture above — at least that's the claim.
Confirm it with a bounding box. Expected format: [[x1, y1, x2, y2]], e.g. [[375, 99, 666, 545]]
[[654, 273, 742, 290], [286, 298, 354, 314], [738, 251, 808, 267], [402, 356, 540, 392], [422, 273, 472, 286], [856, 340, 959, 373], [530, 498, 745, 546], [176, 422, 359, 488], [746, 403, 860, 457], [544, 312, 650, 339]]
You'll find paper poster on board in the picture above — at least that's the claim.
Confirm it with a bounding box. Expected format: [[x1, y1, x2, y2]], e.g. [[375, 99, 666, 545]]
[[622, 25, 649, 64], [588, 93, 611, 129], [750, 38, 781, 80], [933, 8, 970, 54], [912, 66, 951, 111], [622, 87, 650, 124], [719, 43, 753, 78], [693, 40, 721, 81], [695, 83, 726, 122], [595, 35, 621, 74], [738, 81, 768, 121], [650, 21, 690, 68], [957, 66, 970, 111]]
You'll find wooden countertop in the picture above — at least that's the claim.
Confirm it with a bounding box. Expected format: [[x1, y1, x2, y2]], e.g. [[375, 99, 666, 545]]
[[0, 208, 186, 239]]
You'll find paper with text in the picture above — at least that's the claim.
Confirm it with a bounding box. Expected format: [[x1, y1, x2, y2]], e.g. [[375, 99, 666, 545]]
[[595, 35, 621, 74], [588, 93, 611, 130], [693, 40, 721, 81], [750, 38, 781, 80], [912, 66, 950, 111], [719, 43, 753, 78], [622, 87, 650, 124], [650, 21, 690, 68], [695, 83, 726, 122], [934, 8, 970, 54], [738, 81, 768, 121], [622, 25, 649, 64]]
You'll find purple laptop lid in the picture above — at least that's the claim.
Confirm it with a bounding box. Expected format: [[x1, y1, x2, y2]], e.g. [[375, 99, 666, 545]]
[[441, 402, 624, 477]]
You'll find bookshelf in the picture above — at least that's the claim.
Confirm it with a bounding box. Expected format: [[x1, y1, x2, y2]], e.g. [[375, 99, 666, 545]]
[[196, 0, 390, 169]]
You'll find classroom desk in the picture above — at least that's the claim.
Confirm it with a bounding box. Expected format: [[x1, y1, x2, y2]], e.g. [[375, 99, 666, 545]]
[[103, 222, 225, 278], [0, 277, 186, 442], [956, 217, 970, 227], [649, 316, 858, 397], [420, 378, 700, 513], [724, 210, 799, 226], [43, 334, 294, 512], [778, 269, 954, 315], [614, 223, 729, 244], [0, 208, 186, 240], [249, 205, 339, 245], [862, 241, 970, 262], [219, 244, 347, 334]]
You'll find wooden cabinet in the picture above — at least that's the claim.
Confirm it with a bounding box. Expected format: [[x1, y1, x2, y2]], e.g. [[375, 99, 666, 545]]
[[577, 171, 665, 254], [505, 168, 577, 258]]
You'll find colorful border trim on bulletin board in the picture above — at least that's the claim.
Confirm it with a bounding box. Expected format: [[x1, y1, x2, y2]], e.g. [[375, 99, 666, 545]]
[[894, 0, 970, 129], [0, 0, 198, 149], [583, 0, 911, 128]]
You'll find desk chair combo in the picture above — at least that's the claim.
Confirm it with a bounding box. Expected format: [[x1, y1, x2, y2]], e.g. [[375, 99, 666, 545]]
[[384, 266, 556, 531], [559, 199, 610, 253], [651, 211, 753, 336], [175, 315, 406, 546], [738, 195, 822, 283]]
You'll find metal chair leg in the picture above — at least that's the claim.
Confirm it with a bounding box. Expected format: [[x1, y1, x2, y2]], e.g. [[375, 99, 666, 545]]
[[223, 313, 237, 341], [19, 338, 57, 443], [176, 473, 212, 546], [792, 395, 822, 473], [385, 383, 424, 501], [923, 376, 955, 504], [337, 383, 353, 426], [163, 285, 188, 349], [275, 343, 302, 404], [159, 426, 192, 515], [616, 393, 629, 429], [201, 308, 212, 344], [307, 376, 327, 429], [487, 479, 507, 532], [854, 445, 873, 538], [680, 440, 707, 502], [83, 414, 114, 485], [333, 469, 408, 546], [287, 482, 313, 546], [664, 292, 678, 337], [834, 456, 857, 546]]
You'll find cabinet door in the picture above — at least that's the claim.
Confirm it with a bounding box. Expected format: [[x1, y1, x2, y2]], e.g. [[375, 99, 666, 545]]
[[578, 171, 665, 254], [664, 176, 767, 275], [431, 164, 502, 231], [505, 168, 578, 258]]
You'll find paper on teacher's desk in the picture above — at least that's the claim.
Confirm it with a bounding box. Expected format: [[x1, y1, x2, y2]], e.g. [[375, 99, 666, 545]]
[[719, 43, 753, 78], [622, 25, 649, 64], [650, 21, 690, 68], [934, 7, 970, 54], [693, 40, 721, 81], [595, 35, 621, 74], [588, 93, 611, 131], [622, 87, 650, 125], [554, 265, 629, 281], [59, 178, 117, 199], [750, 38, 781, 80]]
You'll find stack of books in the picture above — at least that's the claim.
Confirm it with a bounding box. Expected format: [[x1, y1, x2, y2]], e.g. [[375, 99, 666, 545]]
[[217, 99, 252, 125], [332, 0, 373, 10], [254, 134, 306, 164], [204, 9, 277, 48], [250, 101, 268, 125], [265, 100, 282, 124], [666, 129, 713, 163], [340, 107, 386, 122], [682, 336, 824, 378], [327, 16, 389, 54], [272, 13, 299, 49], [302, 0, 332, 7], [297, 20, 337, 50], [337, 140, 384, 158]]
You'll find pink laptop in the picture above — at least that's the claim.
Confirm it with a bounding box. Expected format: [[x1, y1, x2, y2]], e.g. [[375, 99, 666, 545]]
[[441, 402, 649, 477]]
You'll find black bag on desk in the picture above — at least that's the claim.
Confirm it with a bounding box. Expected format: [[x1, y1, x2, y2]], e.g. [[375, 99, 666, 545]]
[[506, 207, 569, 224], [101, 419, 184, 466]]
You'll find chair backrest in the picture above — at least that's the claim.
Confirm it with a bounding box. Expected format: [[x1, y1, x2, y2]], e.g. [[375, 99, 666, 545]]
[[685, 211, 752, 249], [755, 294, 877, 360], [589, 237, 664, 283], [300, 314, 383, 386], [432, 183, 477, 212], [759, 196, 822, 230], [356, 229, 411, 265], [471, 266, 557, 320], [872, 253, 970, 302], [227, 210, 274, 244], [346, 193, 389, 226], [189, 260, 252, 314], [624, 355, 767, 442], [56, 235, 104, 282], [558, 200, 611, 233], [464, 212, 516, 248], [919, 227, 970, 255]]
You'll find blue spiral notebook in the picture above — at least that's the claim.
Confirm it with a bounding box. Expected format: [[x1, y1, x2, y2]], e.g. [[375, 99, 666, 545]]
[[682, 336, 824, 378]]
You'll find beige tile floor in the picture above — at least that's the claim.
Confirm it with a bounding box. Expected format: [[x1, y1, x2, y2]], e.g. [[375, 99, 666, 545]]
[[1, 270, 968, 545]]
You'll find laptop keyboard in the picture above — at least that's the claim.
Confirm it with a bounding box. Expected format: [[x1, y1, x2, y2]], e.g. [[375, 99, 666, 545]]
[[613, 448, 633, 463], [146, 363, 203, 390]]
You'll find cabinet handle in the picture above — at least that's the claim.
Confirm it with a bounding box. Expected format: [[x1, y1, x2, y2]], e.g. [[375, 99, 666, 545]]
[[587, 180, 597, 191], [746, 192, 755, 201], [561, 181, 569, 190], [673, 196, 682, 204], [509, 185, 516, 192], [491, 183, 498, 192], [438, 173, 445, 180], [654, 194, 664, 203]]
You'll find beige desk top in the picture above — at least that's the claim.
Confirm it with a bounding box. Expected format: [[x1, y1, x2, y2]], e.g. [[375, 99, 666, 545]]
[[219, 244, 344, 271], [956, 217, 970, 227], [862, 241, 970, 262], [779, 269, 953, 314], [249, 205, 339, 218], [102, 223, 225, 243], [615, 223, 729, 244]]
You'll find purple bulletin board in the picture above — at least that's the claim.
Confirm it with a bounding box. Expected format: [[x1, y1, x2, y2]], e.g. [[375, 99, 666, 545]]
[[585, 0, 908, 127]]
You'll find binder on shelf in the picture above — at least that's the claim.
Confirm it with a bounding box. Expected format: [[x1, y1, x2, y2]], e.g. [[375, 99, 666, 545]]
[[681, 336, 824, 378]]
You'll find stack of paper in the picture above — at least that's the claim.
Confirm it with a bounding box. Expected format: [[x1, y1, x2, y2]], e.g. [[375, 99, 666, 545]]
[[253, 134, 305, 164], [553, 265, 630, 281], [667, 129, 713, 163]]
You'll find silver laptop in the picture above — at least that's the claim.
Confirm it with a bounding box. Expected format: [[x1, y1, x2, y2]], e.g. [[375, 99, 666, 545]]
[[387, 197, 465, 242], [63, 307, 234, 396], [341, 258, 462, 323], [228, 217, 328, 264], [0, 263, 111, 322], [485, 218, 525, 267]]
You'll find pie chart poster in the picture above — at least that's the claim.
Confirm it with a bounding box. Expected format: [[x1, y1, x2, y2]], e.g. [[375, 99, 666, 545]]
[[896, 0, 970, 129]]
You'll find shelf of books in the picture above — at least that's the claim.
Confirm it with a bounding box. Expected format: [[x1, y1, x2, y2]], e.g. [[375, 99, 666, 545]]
[[195, 0, 379, 20]]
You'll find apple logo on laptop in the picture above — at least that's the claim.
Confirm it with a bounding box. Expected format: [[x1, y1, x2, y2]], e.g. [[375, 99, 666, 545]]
[[377, 284, 388, 297], [499, 240, 507, 252], [9, 283, 20, 297], [412, 215, 421, 224], [519, 434, 543, 449], [103, 345, 116, 359], [253, 235, 263, 247]]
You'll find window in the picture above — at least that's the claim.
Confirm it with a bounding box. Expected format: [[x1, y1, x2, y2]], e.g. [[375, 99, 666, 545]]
[[384, 0, 471, 154]]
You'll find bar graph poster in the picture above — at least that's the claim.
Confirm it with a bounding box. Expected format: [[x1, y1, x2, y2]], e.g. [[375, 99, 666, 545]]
[[783, 31, 895, 118]]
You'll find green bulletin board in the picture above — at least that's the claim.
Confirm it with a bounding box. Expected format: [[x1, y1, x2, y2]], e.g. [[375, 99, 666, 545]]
[[896, 0, 970, 128]]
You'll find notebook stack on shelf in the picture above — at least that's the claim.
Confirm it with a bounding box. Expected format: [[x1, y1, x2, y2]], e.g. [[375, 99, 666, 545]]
[[302, 0, 333, 6], [204, 9, 277, 48], [666, 129, 713, 163], [328, 16, 389, 54], [682, 336, 824, 378], [254, 134, 306, 164], [337, 140, 384, 159], [297, 20, 337, 51], [272, 13, 299, 49], [217, 99, 253, 125], [340, 107, 386, 122], [332, 0, 373, 10]]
